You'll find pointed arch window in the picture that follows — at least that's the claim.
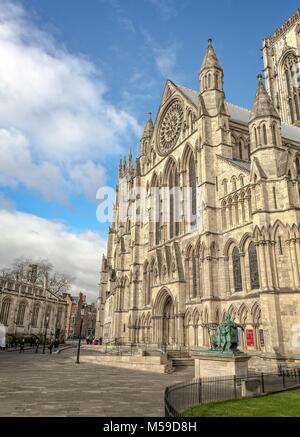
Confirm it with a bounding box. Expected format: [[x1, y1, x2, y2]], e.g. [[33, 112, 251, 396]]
[[16, 302, 26, 326], [238, 140, 243, 160], [284, 53, 300, 123], [296, 158, 300, 178], [189, 153, 197, 229], [249, 242, 260, 290], [262, 124, 268, 145], [169, 163, 180, 239], [151, 180, 161, 246], [232, 247, 242, 292], [31, 304, 40, 328], [0, 298, 11, 325], [254, 128, 258, 147], [247, 143, 251, 161], [192, 254, 197, 298]]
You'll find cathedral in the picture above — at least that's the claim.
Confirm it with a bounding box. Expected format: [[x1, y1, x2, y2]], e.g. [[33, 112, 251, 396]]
[[96, 10, 300, 370]]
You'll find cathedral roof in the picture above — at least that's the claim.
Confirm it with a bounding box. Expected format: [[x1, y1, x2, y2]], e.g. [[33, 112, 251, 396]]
[[249, 74, 280, 122], [200, 39, 222, 72], [176, 83, 300, 143], [217, 155, 251, 173]]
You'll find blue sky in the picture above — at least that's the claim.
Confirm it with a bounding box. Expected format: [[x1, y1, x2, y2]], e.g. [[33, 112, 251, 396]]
[[0, 0, 298, 299]]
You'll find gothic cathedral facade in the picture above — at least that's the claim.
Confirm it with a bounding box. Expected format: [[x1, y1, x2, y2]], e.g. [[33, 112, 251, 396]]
[[96, 10, 300, 370]]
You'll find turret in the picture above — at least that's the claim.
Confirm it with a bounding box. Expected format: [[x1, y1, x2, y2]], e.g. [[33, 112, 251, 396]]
[[140, 112, 154, 156], [199, 39, 225, 114], [249, 74, 282, 153]]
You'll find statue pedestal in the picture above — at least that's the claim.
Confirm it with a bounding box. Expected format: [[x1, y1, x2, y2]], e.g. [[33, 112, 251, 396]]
[[194, 352, 251, 379]]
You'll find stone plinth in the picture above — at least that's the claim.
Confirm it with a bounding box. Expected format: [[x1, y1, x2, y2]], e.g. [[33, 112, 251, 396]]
[[194, 352, 250, 378], [80, 354, 173, 373]]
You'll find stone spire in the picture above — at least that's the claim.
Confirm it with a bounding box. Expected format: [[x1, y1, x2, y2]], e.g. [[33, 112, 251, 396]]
[[141, 112, 154, 140], [128, 148, 132, 169], [250, 74, 280, 122], [200, 38, 222, 73]]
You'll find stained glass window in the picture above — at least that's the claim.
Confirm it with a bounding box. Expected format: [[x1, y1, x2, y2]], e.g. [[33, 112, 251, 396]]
[[189, 154, 197, 229], [192, 254, 197, 298], [232, 247, 242, 292], [249, 242, 260, 290]]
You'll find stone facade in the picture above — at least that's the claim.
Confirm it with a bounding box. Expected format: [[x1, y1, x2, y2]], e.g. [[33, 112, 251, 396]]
[[96, 12, 300, 370], [263, 8, 300, 126], [0, 274, 67, 340]]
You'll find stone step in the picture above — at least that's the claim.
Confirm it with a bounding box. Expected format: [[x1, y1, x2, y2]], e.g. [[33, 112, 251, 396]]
[[167, 351, 190, 359], [172, 358, 195, 367]]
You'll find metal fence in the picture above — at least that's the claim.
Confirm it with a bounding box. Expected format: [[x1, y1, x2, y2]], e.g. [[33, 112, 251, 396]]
[[165, 368, 300, 417]]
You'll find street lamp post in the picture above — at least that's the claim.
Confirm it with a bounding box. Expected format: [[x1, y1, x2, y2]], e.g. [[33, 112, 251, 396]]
[[76, 306, 85, 364], [42, 314, 50, 354]]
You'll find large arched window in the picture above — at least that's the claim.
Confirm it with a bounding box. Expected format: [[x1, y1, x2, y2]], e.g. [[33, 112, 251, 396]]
[[168, 162, 180, 239], [284, 53, 300, 123], [249, 242, 260, 290], [191, 254, 197, 298], [31, 304, 40, 328], [16, 302, 27, 326], [232, 247, 242, 292], [0, 298, 11, 325], [150, 176, 161, 246], [188, 153, 197, 229]]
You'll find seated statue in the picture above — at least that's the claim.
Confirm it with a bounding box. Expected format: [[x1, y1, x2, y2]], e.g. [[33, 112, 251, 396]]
[[209, 313, 244, 354]]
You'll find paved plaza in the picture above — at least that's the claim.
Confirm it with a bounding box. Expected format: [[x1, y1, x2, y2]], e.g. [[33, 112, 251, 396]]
[[0, 348, 193, 417]]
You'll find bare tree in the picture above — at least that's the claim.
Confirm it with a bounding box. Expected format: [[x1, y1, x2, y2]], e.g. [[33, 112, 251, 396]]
[[48, 272, 73, 296], [0, 257, 74, 296]]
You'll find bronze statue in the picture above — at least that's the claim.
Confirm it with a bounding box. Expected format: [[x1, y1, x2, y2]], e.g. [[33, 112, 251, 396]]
[[209, 313, 244, 354]]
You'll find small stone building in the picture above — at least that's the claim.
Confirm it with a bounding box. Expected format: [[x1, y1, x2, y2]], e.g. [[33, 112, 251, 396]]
[[0, 270, 67, 341]]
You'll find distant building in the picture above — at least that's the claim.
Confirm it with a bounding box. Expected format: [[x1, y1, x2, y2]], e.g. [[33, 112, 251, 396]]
[[65, 292, 96, 339], [0, 266, 67, 340], [82, 302, 97, 338]]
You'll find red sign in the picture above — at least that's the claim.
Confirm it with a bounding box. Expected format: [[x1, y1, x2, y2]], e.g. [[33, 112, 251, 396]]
[[246, 329, 255, 347]]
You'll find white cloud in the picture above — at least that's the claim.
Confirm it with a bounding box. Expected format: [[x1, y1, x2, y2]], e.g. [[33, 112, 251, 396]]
[[69, 161, 107, 202], [0, 209, 106, 302], [0, 0, 141, 203], [147, 0, 176, 20], [0, 128, 69, 204], [0, 193, 15, 211], [141, 29, 183, 80]]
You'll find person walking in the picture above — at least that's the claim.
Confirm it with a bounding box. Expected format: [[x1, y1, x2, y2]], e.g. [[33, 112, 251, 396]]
[[53, 338, 59, 352], [35, 337, 40, 353], [48, 338, 54, 354], [19, 338, 25, 353]]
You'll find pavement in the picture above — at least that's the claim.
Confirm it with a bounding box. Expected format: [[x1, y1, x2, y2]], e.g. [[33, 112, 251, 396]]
[[0, 347, 193, 417]]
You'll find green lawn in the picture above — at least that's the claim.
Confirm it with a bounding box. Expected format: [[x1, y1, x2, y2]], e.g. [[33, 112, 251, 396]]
[[183, 389, 300, 417]]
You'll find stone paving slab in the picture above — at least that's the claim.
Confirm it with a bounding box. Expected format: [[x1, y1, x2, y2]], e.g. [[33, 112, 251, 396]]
[[0, 349, 193, 417]]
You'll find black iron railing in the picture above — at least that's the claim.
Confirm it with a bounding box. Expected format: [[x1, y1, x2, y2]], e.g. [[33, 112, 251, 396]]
[[165, 367, 300, 417]]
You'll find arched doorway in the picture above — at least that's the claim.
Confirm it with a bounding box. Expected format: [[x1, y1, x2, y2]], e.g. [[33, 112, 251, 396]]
[[153, 288, 176, 346], [162, 296, 175, 345]]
